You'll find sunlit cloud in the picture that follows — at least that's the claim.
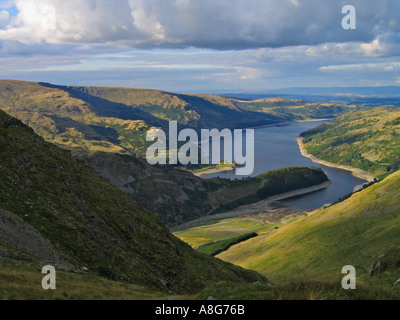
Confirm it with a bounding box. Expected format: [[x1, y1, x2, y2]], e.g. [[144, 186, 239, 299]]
[[0, 0, 399, 91]]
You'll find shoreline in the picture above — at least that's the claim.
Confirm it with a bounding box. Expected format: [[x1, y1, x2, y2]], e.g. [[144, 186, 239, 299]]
[[297, 137, 376, 183], [172, 180, 332, 232], [193, 166, 235, 178], [295, 118, 333, 123], [247, 118, 331, 130], [194, 119, 333, 178]]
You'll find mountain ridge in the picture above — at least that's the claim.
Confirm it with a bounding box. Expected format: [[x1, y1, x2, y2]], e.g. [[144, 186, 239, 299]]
[[0, 79, 358, 157]]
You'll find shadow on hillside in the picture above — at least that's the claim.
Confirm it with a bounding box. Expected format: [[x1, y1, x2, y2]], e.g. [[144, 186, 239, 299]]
[[38, 82, 169, 129], [48, 115, 121, 145]]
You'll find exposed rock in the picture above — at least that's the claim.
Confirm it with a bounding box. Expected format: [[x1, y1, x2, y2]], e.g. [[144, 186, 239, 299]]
[[0, 207, 75, 270], [369, 261, 381, 277]]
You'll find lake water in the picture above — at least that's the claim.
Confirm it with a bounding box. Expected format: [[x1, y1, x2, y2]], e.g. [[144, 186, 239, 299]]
[[203, 120, 366, 211]]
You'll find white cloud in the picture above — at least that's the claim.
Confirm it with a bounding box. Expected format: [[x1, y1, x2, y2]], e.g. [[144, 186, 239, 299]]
[[1, 0, 400, 91], [290, 0, 300, 7], [130, 1, 166, 42], [0, 10, 10, 27], [320, 62, 400, 73], [234, 67, 263, 80], [0, 0, 399, 50]]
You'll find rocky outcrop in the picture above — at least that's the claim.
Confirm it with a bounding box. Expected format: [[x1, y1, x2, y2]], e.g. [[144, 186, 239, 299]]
[[369, 249, 400, 277], [0, 207, 75, 270]]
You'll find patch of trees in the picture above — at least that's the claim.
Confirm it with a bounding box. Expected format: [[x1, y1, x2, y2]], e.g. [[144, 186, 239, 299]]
[[214, 167, 328, 213], [197, 233, 258, 256]]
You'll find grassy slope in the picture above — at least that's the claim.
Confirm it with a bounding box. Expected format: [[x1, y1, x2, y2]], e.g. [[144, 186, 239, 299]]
[[217, 170, 400, 294], [0, 260, 169, 300], [175, 211, 303, 248], [0, 80, 357, 158], [301, 106, 400, 179], [174, 167, 328, 247], [0, 109, 266, 295], [176, 219, 269, 247], [196, 233, 258, 256]]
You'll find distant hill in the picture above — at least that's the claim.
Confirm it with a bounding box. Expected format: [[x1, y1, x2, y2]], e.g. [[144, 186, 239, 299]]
[[0, 109, 266, 294], [0, 80, 358, 157], [300, 106, 400, 179], [273, 86, 400, 97], [224, 86, 400, 99]]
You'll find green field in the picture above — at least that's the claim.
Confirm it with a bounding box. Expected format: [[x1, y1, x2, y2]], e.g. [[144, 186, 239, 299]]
[[175, 205, 305, 248], [176, 219, 268, 247]]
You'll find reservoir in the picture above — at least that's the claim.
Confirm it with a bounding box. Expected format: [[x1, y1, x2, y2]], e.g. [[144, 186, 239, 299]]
[[202, 120, 366, 211]]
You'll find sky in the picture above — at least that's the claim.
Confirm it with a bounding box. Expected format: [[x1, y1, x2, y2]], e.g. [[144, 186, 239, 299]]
[[0, 0, 399, 92]]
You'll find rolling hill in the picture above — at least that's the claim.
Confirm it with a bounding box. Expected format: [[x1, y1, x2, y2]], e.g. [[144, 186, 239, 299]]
[[300, 106, 400, 179], [0, 79, 338, 226], [0, 80, 358, 157]]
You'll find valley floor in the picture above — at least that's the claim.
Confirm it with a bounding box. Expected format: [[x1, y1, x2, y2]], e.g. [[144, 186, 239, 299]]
[[172, 180, 331, 233]]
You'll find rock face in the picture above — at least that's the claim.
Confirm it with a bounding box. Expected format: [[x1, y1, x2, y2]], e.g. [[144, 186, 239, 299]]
[[0, 109, 266, 293], [0, 208, 75, 270], [369, 261, 382, 277], [369, 250, 400, 278], [81, 152, 239, 227], [81, 152, 328, 228]]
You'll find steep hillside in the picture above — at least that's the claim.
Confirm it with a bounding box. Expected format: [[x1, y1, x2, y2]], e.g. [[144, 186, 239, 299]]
[[79, 151, 243, 226], [0, 109, 266, 294], [300, 106, 400, 179], [0, 80, 356, 157], [0, 80, 267, 157], [81, 151, 328, 227], [217, 170, 400, 291]]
